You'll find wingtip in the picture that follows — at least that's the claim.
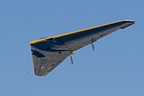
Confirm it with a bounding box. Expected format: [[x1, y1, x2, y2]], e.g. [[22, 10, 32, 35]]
[[120, 20, 135, 29], [121, 19, 136, 24]]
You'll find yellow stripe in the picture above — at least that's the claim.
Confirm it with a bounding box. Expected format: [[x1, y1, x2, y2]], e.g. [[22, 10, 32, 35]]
[[30, 20, 129, 45], [51, 21, 123, 39], [30, 40, 45, 44], [30, 38, 54, 45]]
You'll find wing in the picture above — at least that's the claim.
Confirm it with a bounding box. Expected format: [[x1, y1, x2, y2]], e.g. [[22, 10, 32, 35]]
[[50, 20, 135, 51], [30, 20, 135, 76], [31, 46, 71, 76]]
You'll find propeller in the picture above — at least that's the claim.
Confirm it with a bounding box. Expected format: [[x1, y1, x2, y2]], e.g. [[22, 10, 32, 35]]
[[91, 43, 95, 51], [91, 37, 96, 51], [70, 55, 74, 64], [69, 51, 74, 64]]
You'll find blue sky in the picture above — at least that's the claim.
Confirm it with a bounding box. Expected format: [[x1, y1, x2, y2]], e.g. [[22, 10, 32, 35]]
[[0, 0, 143, 96]]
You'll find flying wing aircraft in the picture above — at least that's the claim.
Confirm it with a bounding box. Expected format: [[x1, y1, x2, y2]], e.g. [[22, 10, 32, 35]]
[[30, 20, 135, 76]]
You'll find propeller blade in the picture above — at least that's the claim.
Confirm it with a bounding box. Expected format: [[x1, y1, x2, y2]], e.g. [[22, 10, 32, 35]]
[[70, 55, 74, 64], [91, 43, 95, 51]]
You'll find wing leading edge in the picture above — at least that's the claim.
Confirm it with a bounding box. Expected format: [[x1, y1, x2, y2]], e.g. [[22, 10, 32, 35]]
[[30, 20, 135, 76]]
